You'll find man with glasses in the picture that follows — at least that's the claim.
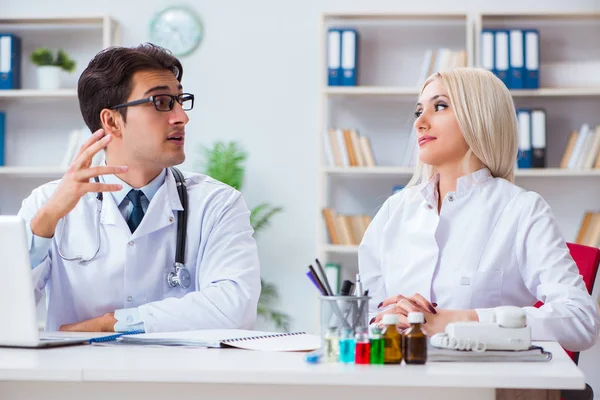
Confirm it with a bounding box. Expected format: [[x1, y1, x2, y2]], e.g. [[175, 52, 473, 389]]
[[17, 43, 261, 333]]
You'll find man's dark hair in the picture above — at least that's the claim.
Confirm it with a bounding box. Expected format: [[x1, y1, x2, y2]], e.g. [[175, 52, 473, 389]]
[[78, 43, 183, 132]]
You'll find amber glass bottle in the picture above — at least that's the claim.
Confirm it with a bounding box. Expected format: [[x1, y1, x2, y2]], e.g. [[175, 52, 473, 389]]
[[404, 312, 427, 364]]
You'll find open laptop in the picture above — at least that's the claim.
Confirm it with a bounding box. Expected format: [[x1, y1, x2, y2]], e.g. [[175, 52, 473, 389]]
[[0, 215, 90, 348]]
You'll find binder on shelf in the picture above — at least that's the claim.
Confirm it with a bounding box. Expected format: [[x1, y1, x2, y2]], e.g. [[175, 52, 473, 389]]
[[0, 34, 21, 90], [530, 109, 546, 168], [340, 29, 358, 86], [0, 112, 4, 166], [494, 30, 510, 88], [481, 30, 495, 76], [524, 29, 539, 89], [509, 29, 525, 89], [516, 109, 532, 169], [327, 28, 342, 86]]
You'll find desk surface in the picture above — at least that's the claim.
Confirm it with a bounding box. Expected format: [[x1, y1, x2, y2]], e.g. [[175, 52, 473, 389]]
[[0, 341, 584, 390]]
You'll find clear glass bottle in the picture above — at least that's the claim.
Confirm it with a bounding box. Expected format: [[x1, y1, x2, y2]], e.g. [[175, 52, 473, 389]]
[[354, 326, 370, 365], [323, 327, 340, 363], [381, 314, 403, 364], [369, 326, 385, 365], [339, 327, 355, 364], [404, 312, 427, 364]]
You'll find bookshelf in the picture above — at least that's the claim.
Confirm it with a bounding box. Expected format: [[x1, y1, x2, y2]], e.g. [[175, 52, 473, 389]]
[[325, 86, 600, 97], [0, 15, 119, 214], [318, 11, 600, 284]]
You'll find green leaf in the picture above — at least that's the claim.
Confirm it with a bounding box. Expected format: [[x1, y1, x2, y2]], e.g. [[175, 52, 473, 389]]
[[30, 48, 54, 66], [197, 142, 247, 190], [250, 203, 282, 235], [56, 49, 76, 73], [30, 48, 76, 72]]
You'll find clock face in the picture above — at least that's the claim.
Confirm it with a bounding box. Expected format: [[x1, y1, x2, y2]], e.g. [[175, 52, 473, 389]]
[[150, 6, 203, 57]]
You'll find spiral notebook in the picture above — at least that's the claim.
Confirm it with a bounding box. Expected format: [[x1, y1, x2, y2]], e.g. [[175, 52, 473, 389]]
[[42, 330, 145, 344], [119, 329, 321, 352]]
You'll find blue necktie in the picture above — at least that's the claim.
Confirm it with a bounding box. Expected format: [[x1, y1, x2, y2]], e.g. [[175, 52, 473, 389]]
[[126, 189, 145, 233]]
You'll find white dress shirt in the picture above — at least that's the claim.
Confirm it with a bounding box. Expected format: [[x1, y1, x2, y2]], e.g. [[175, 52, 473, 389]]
[[18, 169, 261, 333], [359, 168, 599, 351]]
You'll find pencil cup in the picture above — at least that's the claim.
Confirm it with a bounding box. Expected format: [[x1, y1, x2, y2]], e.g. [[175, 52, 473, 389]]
[[319, 295, 370, 345]]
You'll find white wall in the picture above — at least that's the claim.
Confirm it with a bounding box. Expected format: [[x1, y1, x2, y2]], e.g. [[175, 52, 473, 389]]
[[3, 0, 600, 394]]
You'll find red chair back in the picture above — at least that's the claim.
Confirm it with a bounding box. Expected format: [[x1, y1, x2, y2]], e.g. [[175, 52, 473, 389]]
[[534, 242, 600, 364]]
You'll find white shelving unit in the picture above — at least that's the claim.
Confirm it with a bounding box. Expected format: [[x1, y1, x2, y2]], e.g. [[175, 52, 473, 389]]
[[322, 166, 600, 178], [317, 11, 600, 283], [325, 86, 600, 97], [0, 15, 119, 214]]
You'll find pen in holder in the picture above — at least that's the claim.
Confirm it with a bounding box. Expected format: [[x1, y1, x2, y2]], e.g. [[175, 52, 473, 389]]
[[319, 295, 370, 346]]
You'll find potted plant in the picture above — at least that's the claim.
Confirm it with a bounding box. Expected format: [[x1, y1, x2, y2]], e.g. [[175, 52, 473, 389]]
[[196, 141, 291, 331], [30, 48, 76, 90]]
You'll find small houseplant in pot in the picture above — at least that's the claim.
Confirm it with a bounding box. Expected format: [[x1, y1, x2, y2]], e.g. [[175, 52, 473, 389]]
[[30, 48, 76, 90]]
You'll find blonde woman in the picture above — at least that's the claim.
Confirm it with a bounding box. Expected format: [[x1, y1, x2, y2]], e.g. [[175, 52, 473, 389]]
[[359, 67, 599, 352]]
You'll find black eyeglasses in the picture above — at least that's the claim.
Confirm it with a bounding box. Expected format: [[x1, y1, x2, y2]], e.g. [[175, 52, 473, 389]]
[[110, 93, 195, 112]]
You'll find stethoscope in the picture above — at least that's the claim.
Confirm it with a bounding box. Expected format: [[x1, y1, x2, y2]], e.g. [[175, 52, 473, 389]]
[[56, 167, 191, 289]]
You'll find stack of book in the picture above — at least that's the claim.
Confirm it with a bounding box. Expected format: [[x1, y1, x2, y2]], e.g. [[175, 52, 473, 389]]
[[417, 48, 467, 86], [560, 124, 600, 170], [323, 128, 376, 168], [322, 208, 372, 246]]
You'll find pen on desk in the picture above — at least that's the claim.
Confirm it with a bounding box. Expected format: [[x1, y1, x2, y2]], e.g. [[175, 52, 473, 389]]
[[308, 265, 329, 296], [315, 258, 334, 296], [305, 349, 322, 364], [306, 271, 326, 296]]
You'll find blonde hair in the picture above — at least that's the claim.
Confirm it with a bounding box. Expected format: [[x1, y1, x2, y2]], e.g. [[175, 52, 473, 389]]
[[406, 67, 518, 188]]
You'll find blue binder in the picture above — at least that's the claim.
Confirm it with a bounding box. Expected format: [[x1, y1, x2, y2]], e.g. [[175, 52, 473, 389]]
[[0, 112, 4, 166], [340, 29, 358, 86], [509, 30, 525, 89], [530, 109, 546, 168], [481, 30, 496, 76], [494, 30, 510, 88], [327, 28, 342, 86], [516, 109, 532, 169], [0, 34, 21, 90], [524, 30, 539, 89]]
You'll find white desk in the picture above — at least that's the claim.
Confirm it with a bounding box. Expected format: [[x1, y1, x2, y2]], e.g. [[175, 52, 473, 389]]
[[0, 341, 584, 400]]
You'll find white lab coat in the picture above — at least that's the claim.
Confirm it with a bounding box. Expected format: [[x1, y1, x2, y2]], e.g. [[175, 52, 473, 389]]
[[18, 169, 261, 332], [359, 168, 599, 351]]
